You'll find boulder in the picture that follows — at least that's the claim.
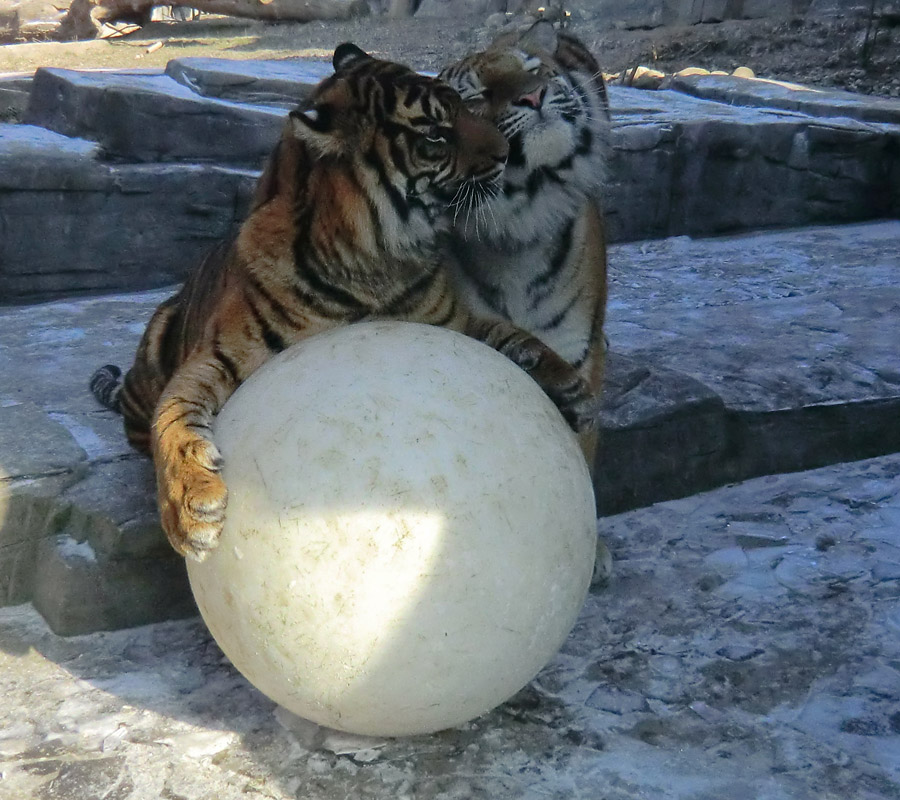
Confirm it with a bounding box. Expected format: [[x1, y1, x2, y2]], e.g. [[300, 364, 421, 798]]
[[0, 125, 257, 303]]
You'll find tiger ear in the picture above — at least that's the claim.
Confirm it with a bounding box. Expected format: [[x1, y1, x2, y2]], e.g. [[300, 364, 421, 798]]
[[333, 42, 371, 72], [289, 77, 355, 156], [519, 19, 559, 54]]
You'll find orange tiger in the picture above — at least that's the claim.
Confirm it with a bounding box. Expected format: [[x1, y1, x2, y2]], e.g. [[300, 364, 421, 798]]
[[90, 44, 597, 561], [439, 21, 611, 474]]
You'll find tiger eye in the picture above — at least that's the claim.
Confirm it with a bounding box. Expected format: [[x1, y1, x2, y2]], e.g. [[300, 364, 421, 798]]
[[415, 136, 449, 160]]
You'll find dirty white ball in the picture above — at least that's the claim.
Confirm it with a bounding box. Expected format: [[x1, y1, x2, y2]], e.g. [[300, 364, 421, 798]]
[[187, 321, 596, 737]]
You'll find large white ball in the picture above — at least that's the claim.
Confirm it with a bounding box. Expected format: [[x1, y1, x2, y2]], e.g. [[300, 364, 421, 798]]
[[187, 321, 596, 737]]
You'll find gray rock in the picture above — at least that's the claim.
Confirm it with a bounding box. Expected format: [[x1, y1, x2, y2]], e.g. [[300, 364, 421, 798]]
[[0, 403, 88, 604], [606, 86, 900, 242], [165, 57, 332, 107], [0, 293, 197, 633], [4, 59, 899, 300], [31, 532, 195, 636], [0, 402, 86, 480], [595, 352, 729, 514], [0, 399, 193, 634], [596, 222, 900, 512], [671, 73, 900, 125], [24, 68, 285, 165], [0, 124, 257, 303]]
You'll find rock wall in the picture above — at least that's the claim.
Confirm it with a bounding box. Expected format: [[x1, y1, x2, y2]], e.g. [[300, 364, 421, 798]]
[[2, 58, 898, 304]]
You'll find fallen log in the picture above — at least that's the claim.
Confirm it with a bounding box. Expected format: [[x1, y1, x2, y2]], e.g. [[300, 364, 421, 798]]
[[58, 0, 369, 40]]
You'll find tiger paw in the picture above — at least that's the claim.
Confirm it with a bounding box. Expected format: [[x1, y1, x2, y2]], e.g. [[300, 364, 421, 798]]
[[505, 340, 598, 433], [548, 374, 599, 434], [156, 442, 228, 561], [591, 537, 614, 589]]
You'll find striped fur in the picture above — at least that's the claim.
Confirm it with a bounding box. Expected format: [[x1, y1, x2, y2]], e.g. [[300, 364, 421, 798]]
[[439, 22, 611, 472], [90, 364, 122, 412], [89, 44, 597, 561]]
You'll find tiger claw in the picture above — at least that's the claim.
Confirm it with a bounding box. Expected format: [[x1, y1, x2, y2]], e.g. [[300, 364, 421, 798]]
[[160, 476, 228, 561]]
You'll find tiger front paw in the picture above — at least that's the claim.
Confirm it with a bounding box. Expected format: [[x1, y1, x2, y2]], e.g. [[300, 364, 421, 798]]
[[550, 373, 599, 434], [156, 441, 228, 562]]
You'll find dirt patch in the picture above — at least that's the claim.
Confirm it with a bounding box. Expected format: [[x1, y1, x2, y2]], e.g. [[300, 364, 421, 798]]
[[0, 9, 898, 98]]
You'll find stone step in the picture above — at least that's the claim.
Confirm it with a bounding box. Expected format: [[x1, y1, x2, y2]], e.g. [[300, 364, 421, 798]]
[[598, 221, 900, 513], [165, 58, 900, 240], [4, 59, 897, 302], [23, 67, 289, 165], [0, 221, 897, 635], [607, 84, 900, 242], [164, 56, 333, 106], [0, 123, 258, 303], [670, 73, 900, 125], [0, 72, 31, 121]]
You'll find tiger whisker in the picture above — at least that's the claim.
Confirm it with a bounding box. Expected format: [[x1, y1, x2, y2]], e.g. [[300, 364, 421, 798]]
[[464, 182, 476, 234], [449, 181, 467, 227], [484, 184, 500, 235], [473, 185, 484, 232], [476, 188, 488, 237]]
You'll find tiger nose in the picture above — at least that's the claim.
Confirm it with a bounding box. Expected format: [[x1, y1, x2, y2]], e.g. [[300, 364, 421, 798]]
[[516, 87, 545, 109]]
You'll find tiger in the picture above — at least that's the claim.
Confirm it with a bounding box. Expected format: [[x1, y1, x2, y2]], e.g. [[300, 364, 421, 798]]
[[89, 43, 598, 562], [438, 20, 611, 475]]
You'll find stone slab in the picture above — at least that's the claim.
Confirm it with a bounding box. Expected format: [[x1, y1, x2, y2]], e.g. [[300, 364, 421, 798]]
[[23, 67, 286, 165], [0, 289, 195, 633], [596, 221, 900, 512], [5, 60, 898, 301], [671, 73, 900, 125], [607, 89, 900, 241], [0, 125, 258, 303], [0, 221, 897, 634], [605, 222, 900, 412], [1, 451, 898, 798], [165, 56, 332, 106]]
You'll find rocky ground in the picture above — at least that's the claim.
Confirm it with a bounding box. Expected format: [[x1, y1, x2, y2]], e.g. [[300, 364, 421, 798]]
[[0, 4, 899, 114], [2, 452, 900, 800], [1, 5, 899, 798]]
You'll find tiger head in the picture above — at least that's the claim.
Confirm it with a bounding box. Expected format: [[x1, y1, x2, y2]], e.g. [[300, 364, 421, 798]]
[[439, 21, 609, 216], [289, 43, 509, 216]]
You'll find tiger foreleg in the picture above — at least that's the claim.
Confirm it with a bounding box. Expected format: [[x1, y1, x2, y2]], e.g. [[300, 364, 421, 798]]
[[462, 318, 599, 434], [151, 352, 242, 561], [576, 342, 606, 476]]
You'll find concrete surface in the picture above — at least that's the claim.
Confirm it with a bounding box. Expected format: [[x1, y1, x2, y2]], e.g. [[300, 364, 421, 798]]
[[1, 451, 899, 799]]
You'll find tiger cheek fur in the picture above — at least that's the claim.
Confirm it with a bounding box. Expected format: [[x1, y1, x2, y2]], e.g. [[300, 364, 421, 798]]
[[89, 43, 597, 561], [440, 21, 612, 473]]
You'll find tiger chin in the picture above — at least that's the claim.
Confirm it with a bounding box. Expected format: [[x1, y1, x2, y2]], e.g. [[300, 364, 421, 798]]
[[440, 22, 613, 581], [90, 43, 598, 562]]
